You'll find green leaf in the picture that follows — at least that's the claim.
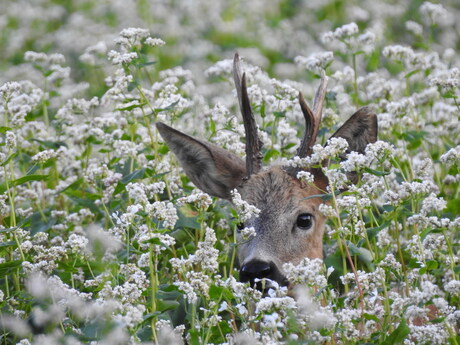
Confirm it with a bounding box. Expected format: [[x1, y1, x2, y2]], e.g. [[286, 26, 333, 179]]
[[263, 148, 280, 163], [381, 319, 410, 345], [170, 228, 192, 245], [156, 299, 180, 312], [363, 167, 390, 177], [408, 259, 422, 269], [113, 168, 146, 194], [25, 212, 57, 235], [0, 127, 12, 133], [188, 329, 200, 345], [154, 100, 179, 113], [13, 174, 49, 185], [209, 117, 216, 134], [425, 260, 438, 270], [303, 190, 341, 201], [142, 237, 162, 245], [0, 260, 22, 274], [441, 90, 458, 99], [175, 207, 201, 230], [31, 139, 67, 149], [121, 168, 146, 184], [366, 220, 391, 240], [0, 174, 49, 192], [136, 61, 157, 68], [446, 198, 460, 215], [57, 177, 83, 194], [116, 102, 146, 111], [209, 285, 234, 300], [363, 313, 380, 322], [128, 80, 139, 91], [382, 204, 394, 212], [0, 240, 16, 249], [400, 130, 428, 151], [405, 69, 421, 79], [347, 241, 374, 268], [1, 152, 17, 167]]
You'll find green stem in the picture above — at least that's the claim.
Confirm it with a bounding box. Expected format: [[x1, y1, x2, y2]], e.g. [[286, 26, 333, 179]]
[[352, 54, 358, 98], [41, 76, 49, 127], [149, 246, 158, 343]]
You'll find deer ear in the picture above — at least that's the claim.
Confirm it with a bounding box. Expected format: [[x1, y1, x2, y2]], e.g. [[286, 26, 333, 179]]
[[330, 106, 378, 154], [156, 122, 246, 199]]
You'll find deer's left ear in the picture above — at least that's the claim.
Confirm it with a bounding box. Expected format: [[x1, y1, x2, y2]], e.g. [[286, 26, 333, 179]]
[[156, 122, 247, 199], [330, 106, 378, 154]]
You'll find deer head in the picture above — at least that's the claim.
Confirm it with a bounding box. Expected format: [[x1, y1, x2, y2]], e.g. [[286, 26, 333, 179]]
[[156, 54, 377, 291]]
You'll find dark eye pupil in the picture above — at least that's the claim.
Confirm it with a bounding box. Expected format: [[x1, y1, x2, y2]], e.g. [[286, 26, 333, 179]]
[[297, 214, 312, 229]]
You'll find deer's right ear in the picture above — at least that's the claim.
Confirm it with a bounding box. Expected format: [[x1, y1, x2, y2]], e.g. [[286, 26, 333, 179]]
[[330, 106, 378, 154], [156, 123, 246, 199]]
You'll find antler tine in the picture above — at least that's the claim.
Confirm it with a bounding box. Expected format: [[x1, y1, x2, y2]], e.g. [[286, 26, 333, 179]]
[[312, 71, 328, 118], [233, 53, 243, 109], [233, 53, 263, 176], [296, 73, 329, 158], [296, 92, 315, 158]]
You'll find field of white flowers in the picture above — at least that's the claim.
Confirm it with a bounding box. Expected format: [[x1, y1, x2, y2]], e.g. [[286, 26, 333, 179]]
[[0, 0, 459, 344]]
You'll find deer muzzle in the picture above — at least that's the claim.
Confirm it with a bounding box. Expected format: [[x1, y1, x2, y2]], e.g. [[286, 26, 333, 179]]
[[239, 259, 289, 291]]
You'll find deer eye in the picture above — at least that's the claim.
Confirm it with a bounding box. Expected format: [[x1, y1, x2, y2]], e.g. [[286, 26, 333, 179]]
[[296, 213, 313, 230]]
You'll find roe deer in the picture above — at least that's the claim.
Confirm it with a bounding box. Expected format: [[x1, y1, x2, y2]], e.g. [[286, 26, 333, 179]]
[[156, 53, 377, 291]]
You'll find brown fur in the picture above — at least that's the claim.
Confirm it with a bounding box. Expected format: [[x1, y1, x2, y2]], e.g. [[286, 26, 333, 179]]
[[237, 166, 326, 271], [155, 87, 377, 287]]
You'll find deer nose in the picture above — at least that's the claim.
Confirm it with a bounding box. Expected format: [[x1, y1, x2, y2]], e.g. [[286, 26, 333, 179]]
[[239, 260, 274, 288]]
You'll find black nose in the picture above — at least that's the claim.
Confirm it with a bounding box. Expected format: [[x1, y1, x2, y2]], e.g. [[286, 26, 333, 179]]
[[239, 260, 280, 290]]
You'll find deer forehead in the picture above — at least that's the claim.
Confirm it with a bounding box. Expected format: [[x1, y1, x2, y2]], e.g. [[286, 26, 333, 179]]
[[238, 166, 326, 215]]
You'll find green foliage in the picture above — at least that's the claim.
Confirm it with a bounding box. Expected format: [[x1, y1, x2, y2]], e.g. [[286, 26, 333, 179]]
[[0, 0, 459, 344]]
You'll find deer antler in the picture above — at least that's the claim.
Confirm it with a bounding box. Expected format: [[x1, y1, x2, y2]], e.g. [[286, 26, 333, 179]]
[[296, 73, 329, 158], [233, 53, 263, 176]]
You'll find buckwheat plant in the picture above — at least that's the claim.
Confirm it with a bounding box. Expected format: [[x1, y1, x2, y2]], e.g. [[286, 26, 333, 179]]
[[0, 0, 459, 344]]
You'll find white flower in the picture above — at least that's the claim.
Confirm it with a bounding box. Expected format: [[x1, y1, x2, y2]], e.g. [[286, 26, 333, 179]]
[[420, 193, 447, 215], [283, 258, 327, 288], [205, 59, 234, 77], [255, 296, 296, 314], [31, 149, 58, 163], [66, 234, 89, 255], [194, 227, 219, 272], [24, 51, 65, 65], [296, 171, 315, 184], [239, 226, 256, 241], [145, 37, 166, 47], [107, 51, 138, 65], [340, 151, 368, 172], [406, 21, 423, 36], [5, 131, 16, 148], [309, 137, 349, 164], [440, 145, 460, 166], [231, 189, 260, 222], [146, 201, 178, 228], [177, 189, 213, 209], [295, 52, 334, 73], [420, 2, 452, 26], [444, 280, 460, 295], [322, 22, 359, 43], [319, 203, 338, 218]]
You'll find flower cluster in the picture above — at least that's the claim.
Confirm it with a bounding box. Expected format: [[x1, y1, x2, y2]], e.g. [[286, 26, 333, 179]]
[[0, 0, 459, 344]]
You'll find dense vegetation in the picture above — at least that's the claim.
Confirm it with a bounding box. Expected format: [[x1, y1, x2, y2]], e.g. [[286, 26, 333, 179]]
[[0, 0, 459, 344]]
